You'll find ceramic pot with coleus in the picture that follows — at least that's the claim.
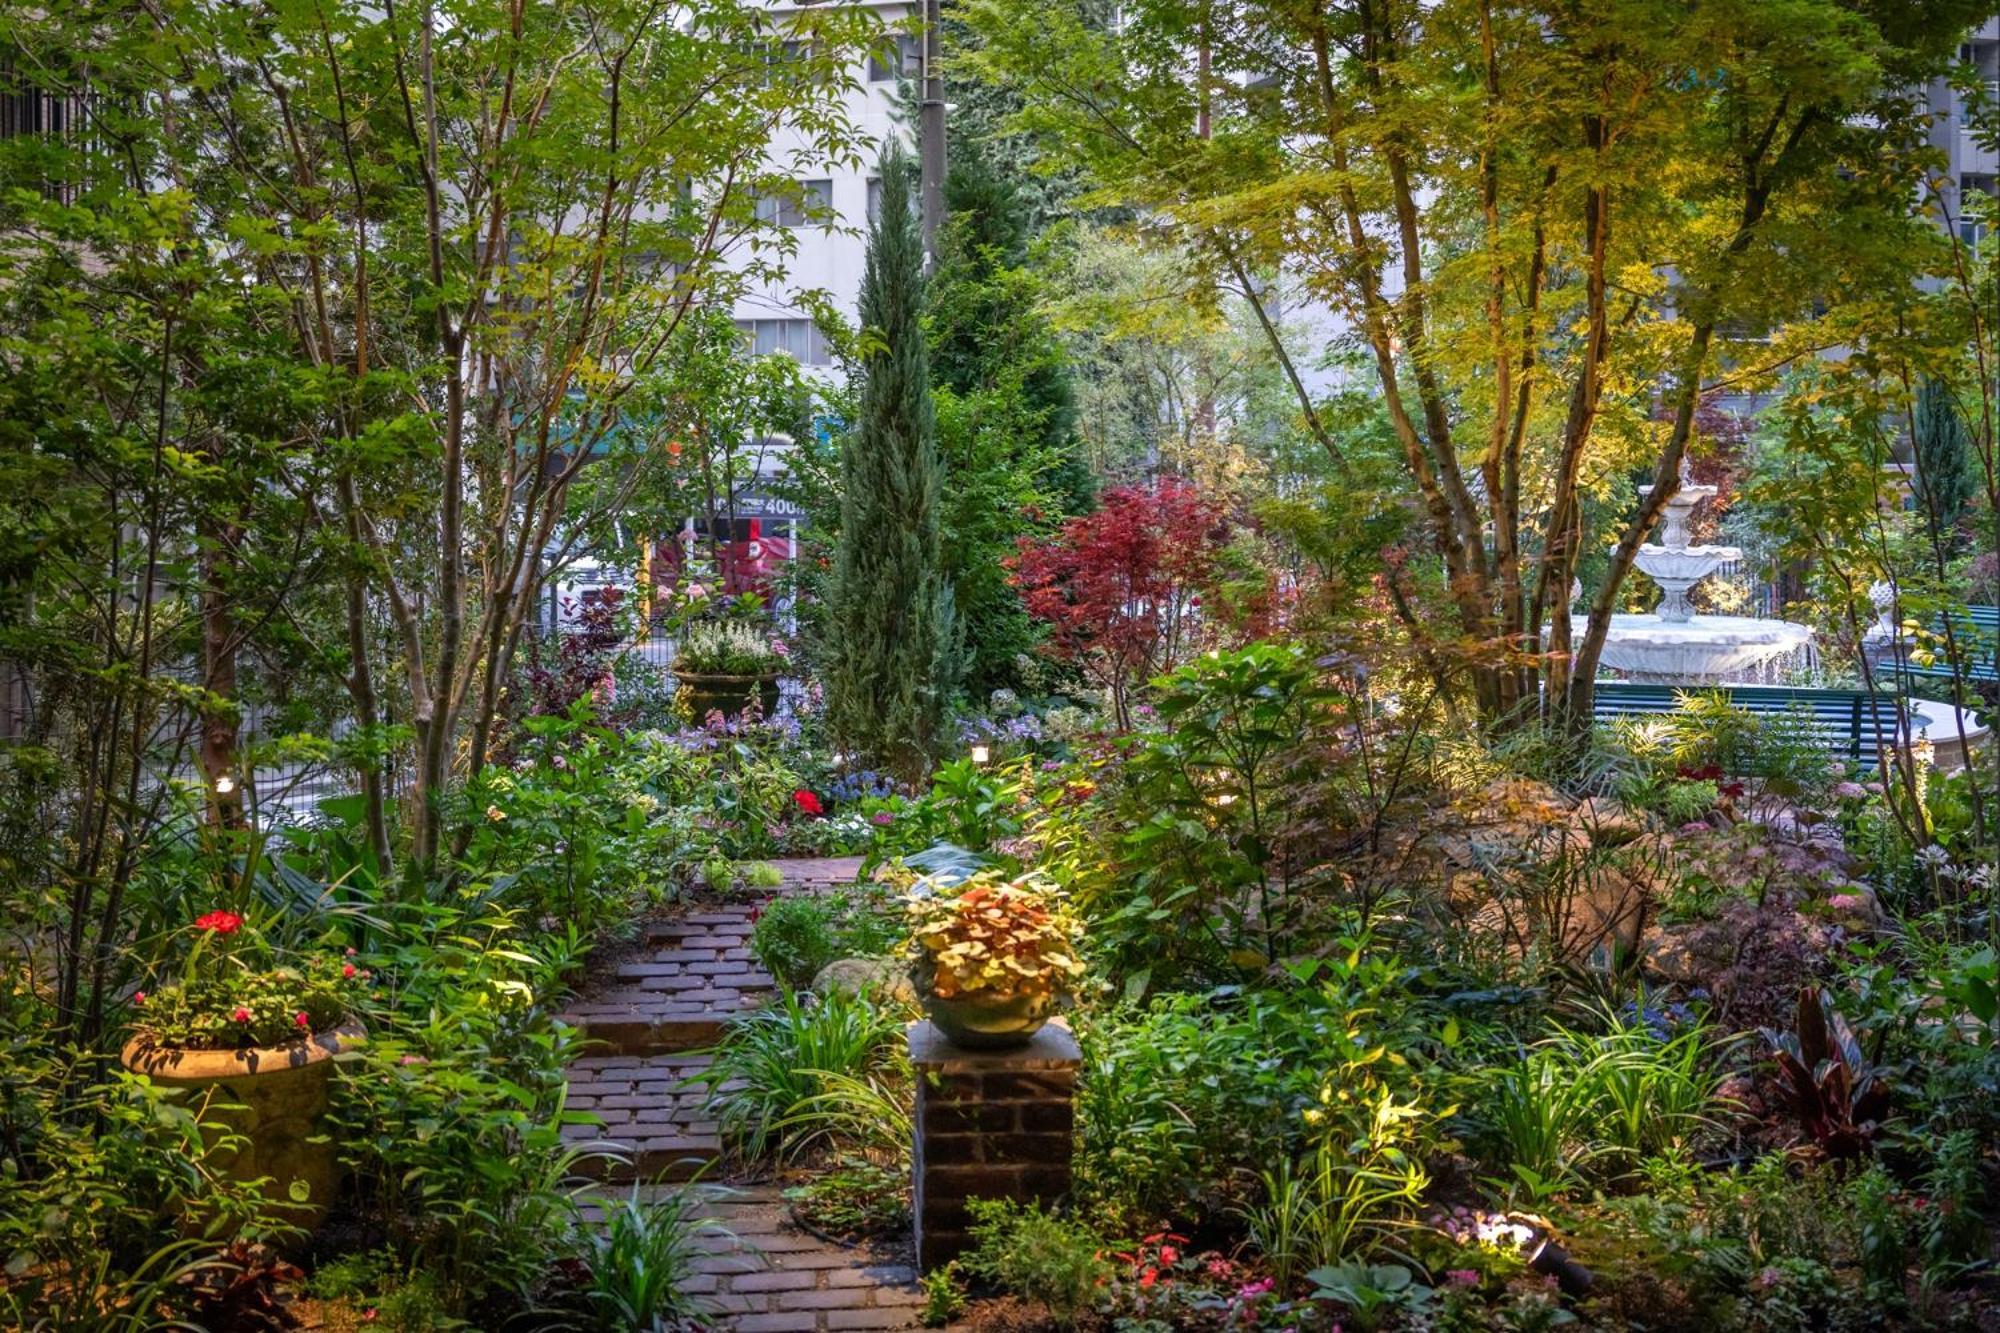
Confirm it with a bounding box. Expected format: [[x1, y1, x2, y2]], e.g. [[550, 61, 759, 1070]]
[[905, 872, 1085, 1050], [673, 620, 789, 719], [121, 910, 368, 1234]]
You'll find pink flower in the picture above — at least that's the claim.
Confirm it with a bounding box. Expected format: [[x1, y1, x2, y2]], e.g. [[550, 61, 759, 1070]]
[[232, 1007, 252, 1023], [399, 1054, 428, 1066], [1446, 1269, 1480, 1287], [870, 811, 895, 826], [1835, 781, 1869, 800], [294, 1011, 311, 1029], [1679, 821, 1712, 834], [1829, 893, 1864, 912], [770, 639, 792, 659]]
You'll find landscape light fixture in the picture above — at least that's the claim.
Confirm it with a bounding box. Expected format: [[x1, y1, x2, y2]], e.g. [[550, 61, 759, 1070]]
[[969, 743, 991, 765]]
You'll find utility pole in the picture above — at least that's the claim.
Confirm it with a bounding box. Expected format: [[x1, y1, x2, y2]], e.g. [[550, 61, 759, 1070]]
[[919, 0, 945, 267]]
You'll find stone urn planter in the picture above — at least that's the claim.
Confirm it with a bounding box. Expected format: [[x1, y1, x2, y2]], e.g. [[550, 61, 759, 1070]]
[[122, 1021, 365, 1233], [675, 670, 781, 720], [921, 988, 1052, 1051]]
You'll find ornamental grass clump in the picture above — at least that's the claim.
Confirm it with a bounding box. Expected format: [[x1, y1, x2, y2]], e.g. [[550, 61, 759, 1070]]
[[905, 873, 1085, 1005], [129, 910, 358, 1049]]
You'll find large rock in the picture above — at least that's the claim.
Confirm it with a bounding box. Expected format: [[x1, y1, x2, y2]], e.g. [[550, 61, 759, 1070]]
[[812, 956, 917, 1006]]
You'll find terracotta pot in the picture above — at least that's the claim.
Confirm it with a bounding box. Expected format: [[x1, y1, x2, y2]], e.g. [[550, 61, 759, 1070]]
[[675, 671, 781, 720], [121, 1021, 365, 1233], [923, 990, 1051, 1050]]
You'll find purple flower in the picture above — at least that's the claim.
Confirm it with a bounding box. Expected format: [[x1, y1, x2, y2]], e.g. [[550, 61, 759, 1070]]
[[1446, 1269, 1480, 1287], [870, 811, 895, 826]]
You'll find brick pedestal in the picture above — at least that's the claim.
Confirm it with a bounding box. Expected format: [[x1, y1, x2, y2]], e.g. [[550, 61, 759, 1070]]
[[909, 1018, 1080, 1272]]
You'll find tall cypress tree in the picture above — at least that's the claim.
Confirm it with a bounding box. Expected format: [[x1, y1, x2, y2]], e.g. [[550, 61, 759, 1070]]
[[1913, 378, 1974, 547], [823, 145, 956, 778]]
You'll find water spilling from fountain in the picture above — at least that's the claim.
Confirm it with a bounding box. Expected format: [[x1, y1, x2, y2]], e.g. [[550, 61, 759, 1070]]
[[1595, 463, 1814, 684]]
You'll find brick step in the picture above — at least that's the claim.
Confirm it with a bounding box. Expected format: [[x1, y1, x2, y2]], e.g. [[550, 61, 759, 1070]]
[[575, 1184, 922, 1330], [562, 906, 775, 1055], [563, 1053, 727, 1183]]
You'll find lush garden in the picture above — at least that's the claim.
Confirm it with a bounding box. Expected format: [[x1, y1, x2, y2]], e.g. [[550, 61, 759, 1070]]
[[2, 0, 1999, 1331]]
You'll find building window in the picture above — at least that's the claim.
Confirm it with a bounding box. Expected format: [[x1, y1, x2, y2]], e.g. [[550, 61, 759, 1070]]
[[866, 176, 883, 225], [868, 34, 922, 82], [753, 179, 833, 227], [734, 318, 833, 366]]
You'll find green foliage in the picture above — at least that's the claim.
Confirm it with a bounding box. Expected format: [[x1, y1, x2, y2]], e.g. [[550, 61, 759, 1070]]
[[1305, 1262, 1434, 1333], [824, 145, 957, 780], [327, 902, 593, 1315], [1239, 1070, 1432, 1288], [129, 957, 350, 1051], [1087, 642, 1345, 985], [1477, 1006, 1728, 1191], [961, 1198, 1115, 1328], [918, 1260, 967, 1327], [752, 897, 843, 991], [690, 989, 906, 1162], [750, 888, 905, 992], [1913, 379, 1976, 541], [1077, 951, 1448, 1227], [579, 1184, 728, 1332], [782, 1156, 910, 1240], [305, 1251, 461, 1332], [927, 140, 1091, 697], [459, 703, 679, 933]]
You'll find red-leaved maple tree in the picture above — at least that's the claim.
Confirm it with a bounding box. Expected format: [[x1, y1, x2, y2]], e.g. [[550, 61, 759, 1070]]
[[1007, 480, 1232, 729]]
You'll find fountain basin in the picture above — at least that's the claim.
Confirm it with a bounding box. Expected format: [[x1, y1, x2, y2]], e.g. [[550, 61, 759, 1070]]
[[1597, 613, 1814, 684], [1630, 545, 1738, 583], [1909, 697, 1992, 772]]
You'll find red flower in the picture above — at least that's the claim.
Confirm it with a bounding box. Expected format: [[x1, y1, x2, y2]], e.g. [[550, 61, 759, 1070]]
[[792, 789, 824, 817], [1139, 1267, 1158, 1288], [133, 991, 146, 1006], [1159, 1246, 1179, 1265], [294, 1011, 310, 1029], [232, 1007, 252, 1023], [342, 963, 357, 979], [194, 910, 244, 935]]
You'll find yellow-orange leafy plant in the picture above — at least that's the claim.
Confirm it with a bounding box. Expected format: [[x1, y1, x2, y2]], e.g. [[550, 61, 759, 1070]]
[[906, 872, 1085, 1003]]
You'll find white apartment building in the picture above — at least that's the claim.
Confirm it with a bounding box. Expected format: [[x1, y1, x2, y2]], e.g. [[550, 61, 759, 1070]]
[[727, 2, 922, 376], [1927, 17, 2000, 247]]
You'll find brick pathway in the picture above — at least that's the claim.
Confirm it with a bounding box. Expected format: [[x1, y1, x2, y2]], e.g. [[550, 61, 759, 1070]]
[[581, 1184, 923, 1331], [564, 856, 919, 1330]]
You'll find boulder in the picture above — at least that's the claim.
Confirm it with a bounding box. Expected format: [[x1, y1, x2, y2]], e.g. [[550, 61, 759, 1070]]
[[1572, 796, 1646, 848], [1640, 923, 1728, 987], [811, 956, 917, 1006]]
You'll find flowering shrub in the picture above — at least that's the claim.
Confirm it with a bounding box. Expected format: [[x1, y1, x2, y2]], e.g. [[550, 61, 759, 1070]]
[[675, 620, 789, 676], [129, 914, 358, 1049], [905, 872, 1084, 1003]]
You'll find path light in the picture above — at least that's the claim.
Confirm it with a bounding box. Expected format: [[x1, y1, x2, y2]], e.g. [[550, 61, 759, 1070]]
[[1213, 791, 1236, 807], [969, 743, 991, 765], [214, 774, 236, 796]]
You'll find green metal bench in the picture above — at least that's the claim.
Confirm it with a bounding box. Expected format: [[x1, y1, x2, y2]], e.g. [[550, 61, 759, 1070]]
[[1592, 683, 1910, 765], [1893, 605, 1998, 690]]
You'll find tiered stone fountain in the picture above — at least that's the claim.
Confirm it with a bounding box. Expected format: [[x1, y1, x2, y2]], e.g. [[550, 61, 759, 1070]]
[[1596, 462, 1813, 684]]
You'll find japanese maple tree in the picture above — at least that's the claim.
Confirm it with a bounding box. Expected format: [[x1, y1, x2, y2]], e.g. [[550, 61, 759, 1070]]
[[1008, 480, 1231, 729]]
